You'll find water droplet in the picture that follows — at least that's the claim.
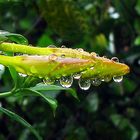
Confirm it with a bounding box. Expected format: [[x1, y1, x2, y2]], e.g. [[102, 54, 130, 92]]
[[14, 52, 23, 56], [90, 67, 94, 70], [30, 66, 37, 74], [19, 73, 27, 77], [111, 57, 119, 62], [60, 75, 73, 88], [73, 72, 81, 79], [77, 48, 84, 52], [43, 78, 55, 85], [103, 56, 107, 58], [61, 54, 65, 58], [101, 76, 112, 82], [61, 45, 66, 48], [113, 76, 123, 82], [47, 45, 57, 48], [96, 54, 99, 57], [90, 52, 96, 56], [78, 78, 91, 90], [49, 54, 58, 61], [92, 78, 101, 86]]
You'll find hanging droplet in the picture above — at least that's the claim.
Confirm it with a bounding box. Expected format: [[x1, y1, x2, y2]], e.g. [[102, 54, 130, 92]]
[[73, 72, 82, 79], [111, 57, 119, 62], [19, 73, 27, 77], [43, 78, 55, 85], [60, 75, 73, 88], [91, 52, 96, 56], [61, 54, 65, 58], [113, 76, 123, 82], [61, 45, 66, 48], [101, 76, 112, 82], [96, 54, 99, 57], [14, 52, 23, 56], [92, 78, 101, 86], [49, 54, 58, 61], [77, 48, 84, 52], [47, 45, 57, 48], [103, 56, 107, 58], [78, 78, 91, 90]]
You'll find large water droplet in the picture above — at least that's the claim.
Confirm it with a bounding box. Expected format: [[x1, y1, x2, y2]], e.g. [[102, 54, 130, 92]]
[[113, 76, 123, 82], [92, 78, 101, 86], [111, 57, 119, 62], [47, 45, 57, 48], [73, 72, 81, 79], [60, 75, 73, 88], [43, 78, 55, 85], [49, 54, 58, 61], [19, 73, 27, 77], [78, 78, 91, 90]]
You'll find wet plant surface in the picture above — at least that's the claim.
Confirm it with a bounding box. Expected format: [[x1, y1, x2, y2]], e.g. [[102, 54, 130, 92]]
[[0, 0, 139, 140]]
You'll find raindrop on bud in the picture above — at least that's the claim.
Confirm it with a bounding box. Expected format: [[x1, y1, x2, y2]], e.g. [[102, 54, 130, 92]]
[[111, 57, 119, 62], [92, 78, 101, 86], [47, 45, 57, 48], [60, 75, 73, 88], [49, 54, 58, 61], [73, 73, 82, 79], [78, 78, 91, 90], [43, 78, 55, 85], [113, 76, 123, 82]]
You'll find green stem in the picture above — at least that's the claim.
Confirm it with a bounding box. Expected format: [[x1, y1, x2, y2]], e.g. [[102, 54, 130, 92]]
[[0, 91, 14, 98]]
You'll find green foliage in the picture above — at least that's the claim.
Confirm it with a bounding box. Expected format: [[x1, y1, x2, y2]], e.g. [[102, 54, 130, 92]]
[[0, 0, 139, 140]]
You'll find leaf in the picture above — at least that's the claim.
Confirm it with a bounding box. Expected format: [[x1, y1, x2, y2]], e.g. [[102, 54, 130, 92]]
[[23, 88, 58, 114], [31, 83, 79, 100], [8, 66, 24, 89], [0, 30, 28, 45], [0, 106, 42, 140]]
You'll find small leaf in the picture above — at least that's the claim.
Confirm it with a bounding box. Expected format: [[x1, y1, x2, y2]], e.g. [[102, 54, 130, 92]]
[[0, 30, 28, 45], [0, 106, 42, 140]]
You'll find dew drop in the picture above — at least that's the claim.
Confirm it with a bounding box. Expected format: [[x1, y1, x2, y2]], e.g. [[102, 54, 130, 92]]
[[101, 76, 112, 82], [113, 76, 123, 82], [43, 78, 55, 85], [61, 45, 66, 48], [77, 48, 84, 52], [61, 54, 65, 58], [14, 52, 23, 56], [73, 72, 81, 79], [19, 73, 27, 77], [47, 45, 57, 48], [60, 75, 73, 88], [90, 67, 94, 70], [90, 52, 96, 56], [49, 54, 58, 61], [111, 57, 119, 62], [92, 78, 101, 86], [78, 78, 91, 90], [30, 66, 37, 74]]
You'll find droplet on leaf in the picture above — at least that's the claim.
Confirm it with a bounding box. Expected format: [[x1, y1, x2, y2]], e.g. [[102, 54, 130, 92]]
[[77, 48, 84, 52], [78, 78, 91, 90], [60, 75, 73, 88]]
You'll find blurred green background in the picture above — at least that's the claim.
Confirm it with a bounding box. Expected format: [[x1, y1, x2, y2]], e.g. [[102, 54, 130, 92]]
[[0, 0, 140, 140]]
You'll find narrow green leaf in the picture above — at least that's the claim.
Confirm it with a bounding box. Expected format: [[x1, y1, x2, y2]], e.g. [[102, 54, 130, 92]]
[[23, 88, 58, 114], [31, 84, 79, 100], [0, 106, 42, 140]]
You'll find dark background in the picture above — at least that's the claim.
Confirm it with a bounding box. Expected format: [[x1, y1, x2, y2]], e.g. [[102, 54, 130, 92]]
[[0, 0, 140, 140]]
